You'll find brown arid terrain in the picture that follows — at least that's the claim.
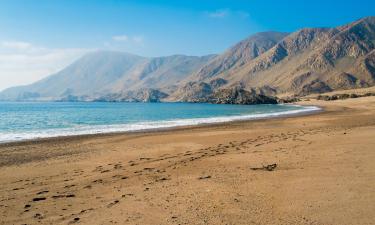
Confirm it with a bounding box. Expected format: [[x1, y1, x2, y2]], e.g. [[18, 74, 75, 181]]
[[0, 96, 375, 225], [169, 16, 375, 101]]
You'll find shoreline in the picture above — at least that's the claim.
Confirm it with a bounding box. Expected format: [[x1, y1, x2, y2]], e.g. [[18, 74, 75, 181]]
[[0, 104, 322, 146]]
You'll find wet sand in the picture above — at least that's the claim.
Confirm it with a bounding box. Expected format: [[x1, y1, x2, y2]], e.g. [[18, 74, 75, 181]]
[[0, 97, 374, 225]]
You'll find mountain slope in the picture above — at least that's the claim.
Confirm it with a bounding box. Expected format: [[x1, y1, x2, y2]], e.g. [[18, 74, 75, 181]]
[[170, 17, 375, 100], [110, 54, 216, 93], [0, 51, 215, 101], [0, 51, 146, 100], [168, 31, 288, 101], [188, 31, 288, 82]]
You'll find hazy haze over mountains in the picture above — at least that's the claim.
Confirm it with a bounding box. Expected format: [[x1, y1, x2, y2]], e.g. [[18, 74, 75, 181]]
[[0, 51, 215, 101], [1, 17, 375, 102]]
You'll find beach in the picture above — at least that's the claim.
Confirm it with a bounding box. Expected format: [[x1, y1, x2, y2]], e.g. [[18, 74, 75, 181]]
[[0, 97, 375, 225]]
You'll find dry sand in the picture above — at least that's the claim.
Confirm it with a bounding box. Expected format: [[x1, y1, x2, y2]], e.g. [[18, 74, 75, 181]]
[[0, 97, 374, 225]]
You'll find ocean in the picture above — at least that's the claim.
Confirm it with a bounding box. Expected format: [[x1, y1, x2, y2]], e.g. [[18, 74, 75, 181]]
[[0, 102, 320, 143]]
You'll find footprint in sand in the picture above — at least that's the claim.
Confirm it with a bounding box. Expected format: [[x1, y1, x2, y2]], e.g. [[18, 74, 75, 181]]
[[32, 197, 47, 202], [107, 200, 120, 208]]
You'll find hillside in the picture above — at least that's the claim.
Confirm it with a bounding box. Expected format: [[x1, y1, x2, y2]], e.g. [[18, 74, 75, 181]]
[[168, 31, 288, 101], [170, 17, 375, 101], [0, 51, 215, 101]]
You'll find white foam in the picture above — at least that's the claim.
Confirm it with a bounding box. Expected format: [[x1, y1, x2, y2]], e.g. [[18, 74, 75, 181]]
[[0, 105, 321, 143]]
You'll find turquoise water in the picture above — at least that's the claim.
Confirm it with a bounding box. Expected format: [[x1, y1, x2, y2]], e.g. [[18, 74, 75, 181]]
[[0, 102, 319, 143]]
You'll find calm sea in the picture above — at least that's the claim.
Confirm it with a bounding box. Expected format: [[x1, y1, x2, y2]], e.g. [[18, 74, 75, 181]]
[[0, 102, 319, 143]]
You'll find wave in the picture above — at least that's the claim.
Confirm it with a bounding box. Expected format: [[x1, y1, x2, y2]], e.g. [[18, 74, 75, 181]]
[[0, 105, 321, 143]]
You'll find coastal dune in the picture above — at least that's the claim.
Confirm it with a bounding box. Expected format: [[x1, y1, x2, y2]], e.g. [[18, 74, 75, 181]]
[[1, 97, 375, 225]]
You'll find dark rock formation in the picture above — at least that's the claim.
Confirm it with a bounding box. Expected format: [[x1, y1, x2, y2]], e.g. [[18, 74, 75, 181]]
[[207, 88, 278, 105], [95, 89, 168, 102], [317, 92, 375, 101], [183, 87, 278, 105]]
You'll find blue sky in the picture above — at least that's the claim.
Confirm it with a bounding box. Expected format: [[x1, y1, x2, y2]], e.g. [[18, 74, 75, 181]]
[[0, 0, 374, 90]]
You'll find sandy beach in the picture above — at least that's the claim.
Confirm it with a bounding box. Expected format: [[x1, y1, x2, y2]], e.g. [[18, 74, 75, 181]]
[[1, 97, 375, 225]]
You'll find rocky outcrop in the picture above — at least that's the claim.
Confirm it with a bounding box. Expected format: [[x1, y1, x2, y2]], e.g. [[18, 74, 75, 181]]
[[317, 92, 375, 101], [170, 82, 213, 102], [95, 89, 168, 102], [184, 87, 277, 105], [207, 88, 278, 104]]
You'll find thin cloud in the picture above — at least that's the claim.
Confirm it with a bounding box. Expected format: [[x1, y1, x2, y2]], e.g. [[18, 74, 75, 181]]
[[206, 9, 250, 19], [1, 41, 33, 50], [112, 34, 144, 45], [207, 9, 230, 18], [108, 35, 145, 49], [112, 35, 129, 42]]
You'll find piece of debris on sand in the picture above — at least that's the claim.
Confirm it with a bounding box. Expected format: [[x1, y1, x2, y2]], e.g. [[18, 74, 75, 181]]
[[198, 175, 212, 180], [250, 163, 277, 171]]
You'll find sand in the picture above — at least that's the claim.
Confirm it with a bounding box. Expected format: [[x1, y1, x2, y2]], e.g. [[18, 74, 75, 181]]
[[0, 97, 375, 225]]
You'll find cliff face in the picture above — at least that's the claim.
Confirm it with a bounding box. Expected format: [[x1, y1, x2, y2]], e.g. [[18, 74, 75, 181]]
[[1, 17, 375, 104]]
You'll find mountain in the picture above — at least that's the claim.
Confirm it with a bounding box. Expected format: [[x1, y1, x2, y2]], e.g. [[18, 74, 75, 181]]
[[168, 31, 288, 101], [190, 31, 288, 81], [0, 51, 215, 101], [170, 17, 375, 101], [1, 17, 375, 103]]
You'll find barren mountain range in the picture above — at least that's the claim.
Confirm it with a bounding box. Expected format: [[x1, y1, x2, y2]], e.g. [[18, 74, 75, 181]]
[[1, 16, 374, 103]]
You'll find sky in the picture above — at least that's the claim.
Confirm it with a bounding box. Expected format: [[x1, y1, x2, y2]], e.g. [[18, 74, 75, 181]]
[[0, 0, 374, 91]]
